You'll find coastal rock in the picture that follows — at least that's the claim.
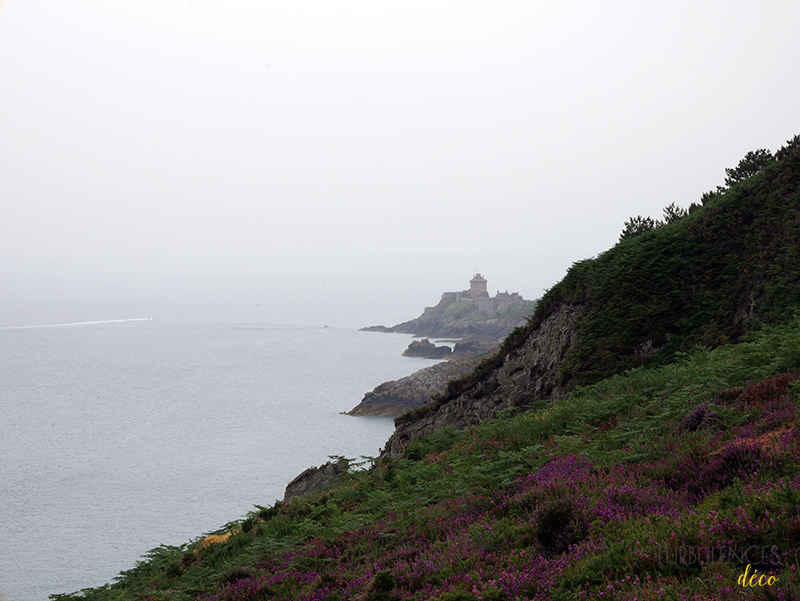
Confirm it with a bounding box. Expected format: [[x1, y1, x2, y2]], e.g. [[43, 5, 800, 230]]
[[401, 338, 452, 359], [283, 458, 349, 502], [347, 355, 486, 417], [384, 303, 584, 458], [427, 345, 453, 359], [401, 338, 436, 357]]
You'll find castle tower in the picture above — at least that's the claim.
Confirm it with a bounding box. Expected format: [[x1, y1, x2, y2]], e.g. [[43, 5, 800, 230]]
[[470, 273, 488, 296]]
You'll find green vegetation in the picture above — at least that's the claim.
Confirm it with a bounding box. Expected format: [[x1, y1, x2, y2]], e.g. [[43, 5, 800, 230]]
[[52, 318, 800, 600], [444, 302, 477, 320], [724, 148, 776, 188], [52, 134, 800, 600], [522, 135, 800, 390], [619, 203, 693, 241], [430, 298, 536, 328]]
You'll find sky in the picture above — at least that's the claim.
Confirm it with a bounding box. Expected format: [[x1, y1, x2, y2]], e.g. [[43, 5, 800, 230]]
[[1, 0, 799, 327]]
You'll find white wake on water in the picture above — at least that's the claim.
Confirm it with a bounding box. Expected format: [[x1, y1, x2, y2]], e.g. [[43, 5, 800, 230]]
[[0, 317, 154, 330]]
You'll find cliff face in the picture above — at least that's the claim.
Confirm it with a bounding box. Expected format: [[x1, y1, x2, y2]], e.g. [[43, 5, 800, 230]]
[[384, 303, 583, 456], [383, 139, 800, 457], [283, 458, 349, 502], [346, 355, 485, 417]]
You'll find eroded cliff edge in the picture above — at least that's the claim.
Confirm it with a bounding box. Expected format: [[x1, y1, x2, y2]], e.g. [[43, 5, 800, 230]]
[[384, 303, 583, 457], [346, 355, 486, 417]]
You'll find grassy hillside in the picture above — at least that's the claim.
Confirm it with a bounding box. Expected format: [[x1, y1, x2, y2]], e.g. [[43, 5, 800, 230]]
[[537, 136, 800, 389], [54, 136, 800, 600], [54, 318, 800, 600], [426, 136, 800, 411]]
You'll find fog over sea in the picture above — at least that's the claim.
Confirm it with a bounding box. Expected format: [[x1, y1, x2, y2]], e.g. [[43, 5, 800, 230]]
[[0, 305, 424, 601]]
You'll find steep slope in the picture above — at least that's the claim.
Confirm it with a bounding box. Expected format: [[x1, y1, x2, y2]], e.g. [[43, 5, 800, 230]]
[[387, 138, 800, 455]]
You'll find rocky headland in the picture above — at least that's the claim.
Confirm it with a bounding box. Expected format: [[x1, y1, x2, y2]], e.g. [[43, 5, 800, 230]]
[[381, 139, 800, 458], [350, 274, 530, 417], [361, 274, 536, 342], [346, 354, 487, 417], [384, 302, 582, 457]]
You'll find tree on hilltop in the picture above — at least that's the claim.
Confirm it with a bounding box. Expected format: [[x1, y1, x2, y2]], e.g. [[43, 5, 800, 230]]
[[662, 202, 688, 224], [619, 215, 661, 241], [776, 134, 800, 160], [723, 148, 774, 187]]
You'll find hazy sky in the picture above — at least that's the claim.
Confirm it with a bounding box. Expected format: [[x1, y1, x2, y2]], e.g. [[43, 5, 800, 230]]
[[2, 0, 799, 326]]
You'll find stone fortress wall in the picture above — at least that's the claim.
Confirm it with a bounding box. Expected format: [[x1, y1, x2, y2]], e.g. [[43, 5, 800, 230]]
[[437, 273, 532, 317]]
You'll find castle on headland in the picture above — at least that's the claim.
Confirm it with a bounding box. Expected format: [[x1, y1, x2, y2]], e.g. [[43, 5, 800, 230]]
[[439, 273, 533, 317], [361, 272, 537, 341]]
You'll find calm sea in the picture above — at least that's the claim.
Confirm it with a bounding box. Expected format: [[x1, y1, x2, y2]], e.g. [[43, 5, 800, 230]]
[[0, 314, 422, 601]]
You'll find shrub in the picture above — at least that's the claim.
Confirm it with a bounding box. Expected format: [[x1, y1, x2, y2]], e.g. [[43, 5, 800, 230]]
[[534, 498, 588, 554], [373, 570, 398, 591], [680, 404, 721, 432], [219, 566, 252, 584], [687, 443, 763, 497]]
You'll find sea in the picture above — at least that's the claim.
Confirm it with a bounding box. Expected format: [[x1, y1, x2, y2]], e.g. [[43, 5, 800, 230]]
[[0, 309, 424, 601]]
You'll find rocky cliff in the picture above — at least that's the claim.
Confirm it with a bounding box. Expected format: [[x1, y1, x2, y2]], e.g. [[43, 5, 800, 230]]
[[283, 458, 349, 502], [346, 355, 486, 417], [383, 303, 583, 456]]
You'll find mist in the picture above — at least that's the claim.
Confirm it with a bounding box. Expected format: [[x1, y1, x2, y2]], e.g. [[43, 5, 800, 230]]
[[2, 0, 799, 327]]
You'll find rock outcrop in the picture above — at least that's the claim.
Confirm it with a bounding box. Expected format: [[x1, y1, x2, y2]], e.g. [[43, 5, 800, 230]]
[[383, 303, 584, 457], [452, 337, 497, 358], [283, 458, 349, 502], [362, 286, 535, 341], [347, 355, 487, 417], [401, 338, 452, 359]]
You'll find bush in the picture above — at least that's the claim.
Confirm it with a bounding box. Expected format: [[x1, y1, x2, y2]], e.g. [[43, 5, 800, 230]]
[[680, 404, 721, 432], [535, 498, 588, 554], [687, 444, 763, 497], [374, 570, 398, 591], [219, 566, 252, 584]]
